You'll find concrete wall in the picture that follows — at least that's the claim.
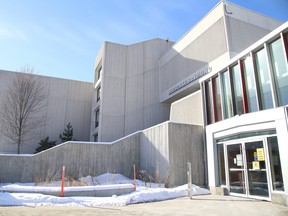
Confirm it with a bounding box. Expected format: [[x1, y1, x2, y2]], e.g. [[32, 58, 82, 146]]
[[92, 39, 173, 142], [0, 70, 93, 154], [100, 42, 127, 142], [0, 133, 140, 183], [159, 2, 227, 103], [224, 2, 282, 58], [168, 123, 204, 186], [0, 122, 204, 187], [159, 2, 283, 103], [170, 90, 203, 126], [140, 122, 204, 187]]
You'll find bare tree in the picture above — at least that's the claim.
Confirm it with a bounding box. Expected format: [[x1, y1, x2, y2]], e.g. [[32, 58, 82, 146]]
[[1, 66, 47, 154]]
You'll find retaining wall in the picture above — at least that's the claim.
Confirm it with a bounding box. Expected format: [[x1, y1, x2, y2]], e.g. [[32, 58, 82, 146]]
[[0, 122, 204, 187]]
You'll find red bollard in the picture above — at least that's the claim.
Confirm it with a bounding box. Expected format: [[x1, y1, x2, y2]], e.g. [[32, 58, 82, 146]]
[[133, 164, 136, 191], [60, 166, 65, 197]]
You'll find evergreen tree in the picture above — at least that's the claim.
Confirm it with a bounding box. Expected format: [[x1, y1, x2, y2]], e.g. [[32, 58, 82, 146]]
[[59, 122, 74, 143], [35, 136, 56, 153]]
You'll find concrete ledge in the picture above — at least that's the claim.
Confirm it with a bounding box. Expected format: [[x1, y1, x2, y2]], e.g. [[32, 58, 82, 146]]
[[209, 186, 229, 195], [1, 185, 135, 197], [271, 192, 288, 206]]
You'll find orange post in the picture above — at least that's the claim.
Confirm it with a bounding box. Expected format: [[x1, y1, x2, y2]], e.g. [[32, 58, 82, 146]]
[[60, 166, 65, 197], [133, 163, 136, 191]]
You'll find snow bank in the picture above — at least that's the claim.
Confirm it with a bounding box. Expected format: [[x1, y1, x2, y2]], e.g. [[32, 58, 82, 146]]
[[0, 173, 210, 207]]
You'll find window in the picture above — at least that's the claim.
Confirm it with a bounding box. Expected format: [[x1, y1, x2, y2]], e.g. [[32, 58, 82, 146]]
[[202, 31, 288, 122], [269, 38, 288, 106], [95, 109, 99, 128], [254, 48, 273, 109], [242, 56, 258, 112], [205, 81, 213, 124], [94, 63, 102, 83], [217, 144, 226, 185], [221, 71, 233, 119], [231, 64, 244, 115], [267, 136, 284, 191], [98, 67, 102, 80], [97, 86, 101, 102], [213, 76, 222, 122]]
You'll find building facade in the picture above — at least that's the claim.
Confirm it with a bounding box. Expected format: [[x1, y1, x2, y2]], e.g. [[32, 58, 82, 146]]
[[0, 0, 287, 206], [90, 1, 287, 205], [200, 22, 288, 205], [0, 70, 93, 154], [90, 39, 174, 142]]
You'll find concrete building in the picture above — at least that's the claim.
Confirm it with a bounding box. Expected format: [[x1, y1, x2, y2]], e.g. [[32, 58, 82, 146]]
[[0, 0, 287, 206], [92, 2, 282, 143], [89, 1, 288, 205], [0, 70, 93, 154], [199, 22, 288, 205], [91, 39, 174, 142]]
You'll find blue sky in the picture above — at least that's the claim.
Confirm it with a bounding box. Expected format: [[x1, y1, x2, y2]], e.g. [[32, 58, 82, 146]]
[[0, 0, 287, 82]]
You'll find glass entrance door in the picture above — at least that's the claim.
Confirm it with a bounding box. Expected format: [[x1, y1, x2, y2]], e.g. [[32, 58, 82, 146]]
[[245, 141, 269, 197], [226, 140, 269, 199], [227, 144, 246, 194]]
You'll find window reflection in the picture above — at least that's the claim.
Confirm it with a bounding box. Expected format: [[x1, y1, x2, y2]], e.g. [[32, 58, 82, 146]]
[[222, 71, 233, 119], [254, 48, 273, 109], [268, 136, 284, 191], [242, 57, 258, 112], [269, 38, 288, 106], [213, 76, 222, 122], [217, 144, 226, 185], [231, 65, 244, 115], [205, 81, 213, 124]]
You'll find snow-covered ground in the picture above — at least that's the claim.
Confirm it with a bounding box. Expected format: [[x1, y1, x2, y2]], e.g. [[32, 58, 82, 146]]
[[0, 173, 209, 207]]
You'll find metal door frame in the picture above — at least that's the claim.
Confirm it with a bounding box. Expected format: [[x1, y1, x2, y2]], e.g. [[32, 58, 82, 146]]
[[222, 135, 272, 201]]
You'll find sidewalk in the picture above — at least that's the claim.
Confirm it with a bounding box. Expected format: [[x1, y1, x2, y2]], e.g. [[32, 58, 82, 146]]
[[0, 195, 287, 216]]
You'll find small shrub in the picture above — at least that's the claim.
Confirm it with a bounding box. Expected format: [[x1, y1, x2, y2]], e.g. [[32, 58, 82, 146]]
[[59, 122, 74, 143], [35, 136, 56, 153]]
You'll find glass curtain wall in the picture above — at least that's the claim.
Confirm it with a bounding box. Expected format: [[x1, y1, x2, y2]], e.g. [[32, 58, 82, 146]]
[[205, 80, 214, 124], [269, 38, 288, 106], [231, 64, 244, 115], [242, 57, 258, 112], [217, 144, 226, 185], [203, 31, 288, 125], [254, 48, 274, 109], [222, 71, 233, 119], [213, 76, 223, 122], [267, 136, 284, 191]]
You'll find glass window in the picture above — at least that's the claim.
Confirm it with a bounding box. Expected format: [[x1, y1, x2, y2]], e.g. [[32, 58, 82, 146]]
[[231, 64, 244, 115], [267, 136, 284, 191], [217, 144, 226, 185], [98, 67, 102, 80], [242, 57, 258, 112], [205, 81, 213, 124], [213, 76, 222, 122], [95, 109, 99, 128], [269, 38, 288, 106], [254, 48, 273, 109], [222, 71, 233, 119], [97, 86, 101, 102]]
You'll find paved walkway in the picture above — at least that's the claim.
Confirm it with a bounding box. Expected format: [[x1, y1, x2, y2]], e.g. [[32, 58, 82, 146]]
[[0, 195, 287, 216]]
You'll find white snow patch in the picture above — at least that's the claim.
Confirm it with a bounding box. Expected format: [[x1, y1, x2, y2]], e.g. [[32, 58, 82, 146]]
[[0, 173, 210, 207]]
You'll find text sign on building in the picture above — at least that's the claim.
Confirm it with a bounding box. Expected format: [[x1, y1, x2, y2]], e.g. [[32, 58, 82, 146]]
[[168, 66, 212, 95]]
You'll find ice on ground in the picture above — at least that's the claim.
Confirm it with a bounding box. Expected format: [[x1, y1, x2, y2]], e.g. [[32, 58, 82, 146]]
[[0, 173, 210, 207]]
